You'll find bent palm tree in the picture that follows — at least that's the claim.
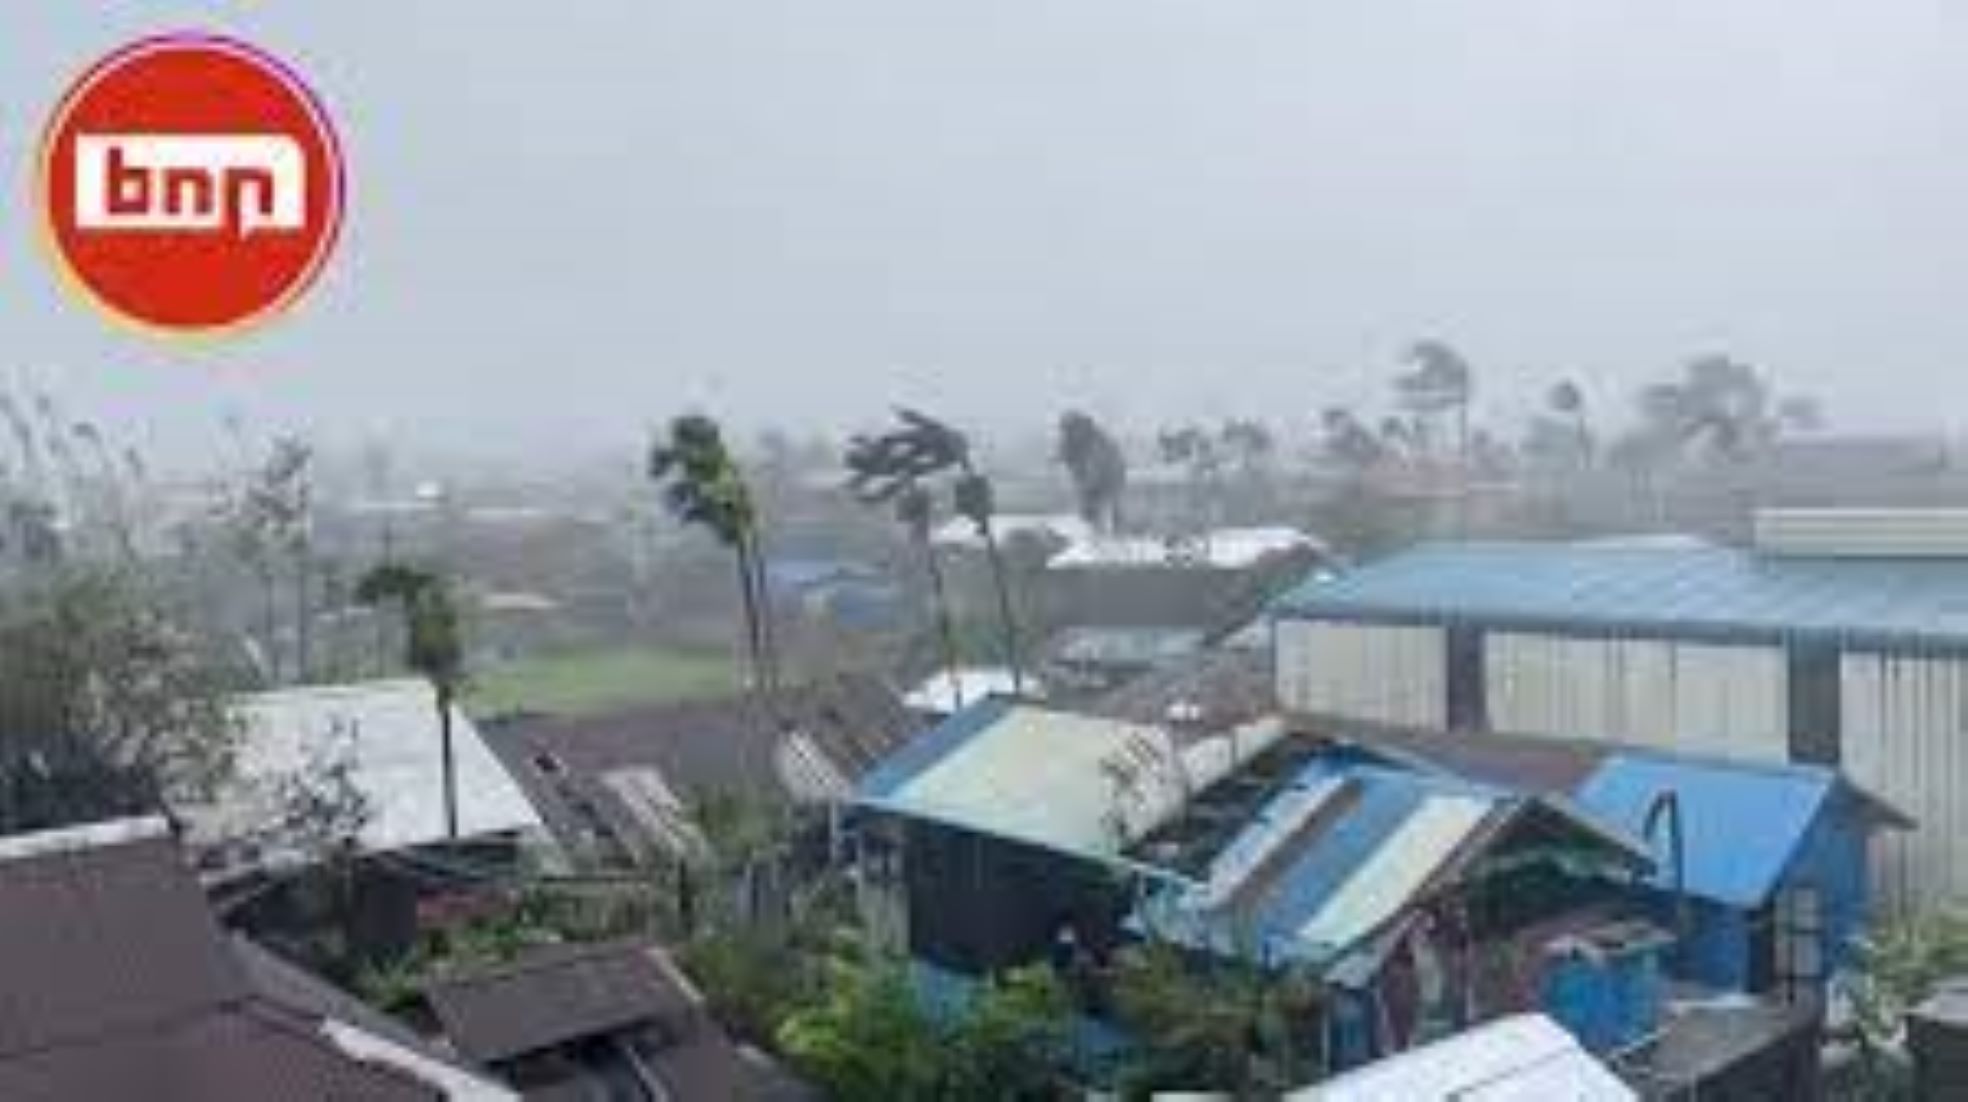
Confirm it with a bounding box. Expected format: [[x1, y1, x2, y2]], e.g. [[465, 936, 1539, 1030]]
[[846, 408, 1025, 694], [650, 415, 776, 692], [849, 477, 963, 709], [356, 563, 463, 840], [1056, 411, 1127, 533]]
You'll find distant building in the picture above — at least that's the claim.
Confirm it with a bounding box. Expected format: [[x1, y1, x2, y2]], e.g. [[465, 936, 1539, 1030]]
[[903, 666, 1039, 720], [0, 817, 508, 1101], [1273, 528, 1966, 908]]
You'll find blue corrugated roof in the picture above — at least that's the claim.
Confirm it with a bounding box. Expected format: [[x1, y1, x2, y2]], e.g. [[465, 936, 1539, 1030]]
[[1571, 752, 1836, 908], [1136, 761, 1512, 963], [1274, 542, 1968, 650]]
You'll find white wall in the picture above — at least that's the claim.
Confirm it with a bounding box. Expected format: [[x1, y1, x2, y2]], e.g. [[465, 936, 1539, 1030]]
[[1277, 619, 1446, 728], [1484, 632, 1789, 761], [1842, 652, 1968, 911]]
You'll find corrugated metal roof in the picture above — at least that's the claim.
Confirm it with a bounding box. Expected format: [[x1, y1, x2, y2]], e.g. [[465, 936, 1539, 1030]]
[[1572, 752, 1838, 908], [1289, 1013, 1636, 1101], [856, 701, 1285, 860], [1275, 541, 1968, 650], [1136, 760, 1510, 963], [187, 680, 545, 866]]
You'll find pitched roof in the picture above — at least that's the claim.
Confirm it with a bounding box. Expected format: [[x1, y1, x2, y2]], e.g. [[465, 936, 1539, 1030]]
[[0, 821, 249, 1057], [421, 939, 780, 1098], [486, 675, 919, 860], [1289, 1013, 1636, 1101], [1333, 726, 1909, 908], [185, 679, 544, 869], [1573, 751, 1908, 907], [1275, 541, 1968, 651], [0, 817, 471, 1101], [1129, 752, 1649, 966], [423, 940, 691, 1064], [0, 1000, 438, 1102], [857, 700, 1288, 862]]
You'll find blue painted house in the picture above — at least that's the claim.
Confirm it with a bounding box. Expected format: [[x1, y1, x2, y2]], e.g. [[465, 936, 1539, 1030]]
[[1571, 750, 1909, 997], [1125, 748, 1660, 1063]]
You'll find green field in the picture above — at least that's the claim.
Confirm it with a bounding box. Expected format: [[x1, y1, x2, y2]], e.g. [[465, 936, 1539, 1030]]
[[467, 646, 739, 718]]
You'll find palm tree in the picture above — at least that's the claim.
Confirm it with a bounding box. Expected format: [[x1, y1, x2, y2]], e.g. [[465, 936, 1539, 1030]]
[[851, 476, 964, 708], [1056, 411, 1127, 533], [356, 563, 463, 840], [1396, 340, 1476, 463], [846, 408, 1025, 694], [650, 415, 776, 691]]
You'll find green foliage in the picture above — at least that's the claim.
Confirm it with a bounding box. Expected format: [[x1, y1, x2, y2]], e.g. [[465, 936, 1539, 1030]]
[[776, 950, 1073, 1102], [1108, 943, 1324, 1097], [355, 563, 461, 688], [466, 645, 736, 718], [1843, 907, 1968, 1094], [0, 563, 242, 832]]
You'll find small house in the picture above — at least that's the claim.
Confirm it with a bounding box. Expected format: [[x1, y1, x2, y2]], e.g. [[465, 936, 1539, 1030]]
[[418, 939, 805, 1099]]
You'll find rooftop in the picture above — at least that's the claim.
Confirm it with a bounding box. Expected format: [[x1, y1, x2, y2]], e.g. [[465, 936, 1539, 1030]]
[[1289, 1013, 1635, 1101], [486, 675, 919, 862], [1333, 726, 1909, 908], [185, 679, 545, 868], [0, 817, 503, 1101], [1129, 752, 1647, 965], [1276, 541, 1968, 651], [1049, 526, 1321, 570], [856, 700, 1288, 862]]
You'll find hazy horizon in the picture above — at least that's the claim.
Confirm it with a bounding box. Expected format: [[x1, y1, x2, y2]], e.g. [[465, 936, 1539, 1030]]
[[5, 3, 1968, 471]]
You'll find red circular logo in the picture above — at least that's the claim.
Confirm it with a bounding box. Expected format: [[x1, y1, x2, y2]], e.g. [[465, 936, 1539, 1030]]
[[37, 33, 346, 336]]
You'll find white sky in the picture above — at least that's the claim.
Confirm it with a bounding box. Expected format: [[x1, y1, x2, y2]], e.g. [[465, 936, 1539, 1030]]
[[4, 2, 1968, 467]]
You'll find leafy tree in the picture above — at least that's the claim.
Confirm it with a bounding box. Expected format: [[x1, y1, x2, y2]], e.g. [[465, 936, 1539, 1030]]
[[851, 479, 964, 708], [777, 950, 1073, 1102], [0, 564, 241, 833], [355, 562, 464, 839], [651, 415, 777, 691], [846, 408, 1025, 693], [1109, 943, 1324, 1096], [1840, 908, 1968, 1095], [1395, 340, 1476, 462], [1057, 411, 1129, 533]]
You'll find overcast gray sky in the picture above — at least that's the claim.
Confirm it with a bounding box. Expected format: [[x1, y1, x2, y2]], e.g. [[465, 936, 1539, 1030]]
[[4, 2, 1967, 468]]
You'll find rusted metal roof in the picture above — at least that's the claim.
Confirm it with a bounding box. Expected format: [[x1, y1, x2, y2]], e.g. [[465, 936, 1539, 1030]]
[[0, 817, 464, 1101], [422, 940, 695, 1065]]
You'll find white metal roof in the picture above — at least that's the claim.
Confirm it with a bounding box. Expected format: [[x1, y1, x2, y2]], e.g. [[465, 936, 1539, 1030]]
[[862, 703, 1284, 860], [1289, 1014, 1634, 1101], [186, 680, 543, 865], [903, 667, 1040, 716], [930, 513, 1093, 551], [1048, 526, 1318, 570]]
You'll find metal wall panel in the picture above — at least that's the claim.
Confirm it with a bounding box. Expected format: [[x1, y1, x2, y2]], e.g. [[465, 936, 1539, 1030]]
[[1841, 651, 1968, 910], [1756, 508, 1968, 558], [1276, 620, 1447, 728], [1485, 632, 1788, 761]]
